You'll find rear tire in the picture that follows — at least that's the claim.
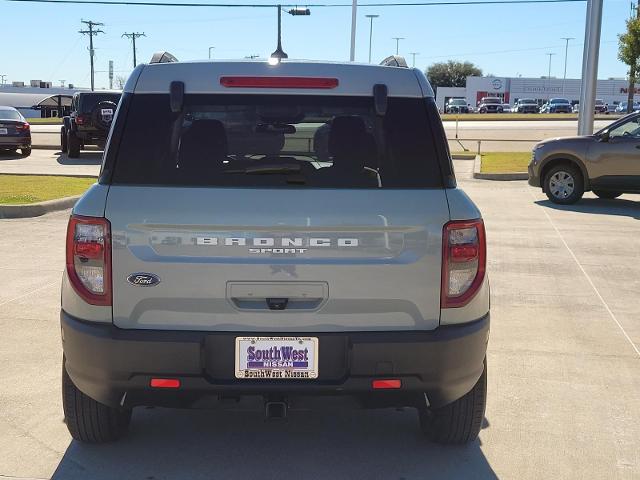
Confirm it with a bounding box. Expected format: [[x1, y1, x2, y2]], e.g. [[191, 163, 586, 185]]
[[62, 363, 131, 443], [544, 163, 584, 204], [419, 359, 487, 444], [61, 126, 68, 153], [593, 190, 622, 200], [67, 131, 81, 158], [21, 147, 31, 157]]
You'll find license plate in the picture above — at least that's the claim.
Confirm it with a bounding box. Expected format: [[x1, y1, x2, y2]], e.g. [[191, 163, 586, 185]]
[[0, 128, 7, 135], [235, 336, 318, 379]]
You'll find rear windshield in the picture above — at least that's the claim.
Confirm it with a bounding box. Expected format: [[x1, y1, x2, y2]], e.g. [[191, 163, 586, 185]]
[[110, 94, 444, 188], [520, 99, 536, 104], [0, 109, 22, 121], [550, 98, 570, 104], [79, 93, 121, 112], [482, 98, 500, 104]]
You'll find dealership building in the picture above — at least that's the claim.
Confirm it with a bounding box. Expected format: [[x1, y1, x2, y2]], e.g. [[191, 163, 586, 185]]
[[435, 76, 634, 110]]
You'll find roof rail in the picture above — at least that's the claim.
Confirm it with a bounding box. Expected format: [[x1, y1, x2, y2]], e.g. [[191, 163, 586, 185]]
[[380, 55, 408, 68], [150, 51, 179, 64]]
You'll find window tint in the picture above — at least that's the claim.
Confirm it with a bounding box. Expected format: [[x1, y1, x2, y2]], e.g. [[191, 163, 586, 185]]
[[111, 94, 444, 188], [610, 116, 640, 139], [0, 109, 22, 121], [79, 94, 121, 112]]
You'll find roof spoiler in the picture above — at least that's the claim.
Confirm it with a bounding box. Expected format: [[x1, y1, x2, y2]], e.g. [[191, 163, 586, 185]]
[[379, 55, 408, 68], [150, 51, 179, 64]]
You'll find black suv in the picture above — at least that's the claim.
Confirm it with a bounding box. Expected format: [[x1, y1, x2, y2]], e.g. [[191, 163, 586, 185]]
[[61, 92, 121, 158]]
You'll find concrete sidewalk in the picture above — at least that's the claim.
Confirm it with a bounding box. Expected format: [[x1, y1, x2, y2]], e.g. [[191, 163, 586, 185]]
[[0, 150, 100, 177]]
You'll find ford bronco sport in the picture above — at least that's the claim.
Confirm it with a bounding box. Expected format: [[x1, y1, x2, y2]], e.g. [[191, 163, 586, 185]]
[[61, 91, 121, 158], [61, 55, 490, 445]]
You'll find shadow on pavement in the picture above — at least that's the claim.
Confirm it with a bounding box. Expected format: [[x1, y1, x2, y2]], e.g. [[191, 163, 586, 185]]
[[56, 152, 103, 166], [535, 198, 640, 220], [0, 151, 26, 161], [51, 399, 497, 480]]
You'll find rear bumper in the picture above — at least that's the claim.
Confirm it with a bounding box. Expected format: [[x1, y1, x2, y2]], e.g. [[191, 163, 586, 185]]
[[0, 136, 30, 147], [61, 310, 489, 410]]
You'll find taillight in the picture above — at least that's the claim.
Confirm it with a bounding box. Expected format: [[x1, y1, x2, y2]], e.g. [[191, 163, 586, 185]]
[[441, 219, 486, 308], [16, 122, 30, 131], [75, 115, 85, 125], [220, 76, 339, 89], [65, 215, 111, 306]]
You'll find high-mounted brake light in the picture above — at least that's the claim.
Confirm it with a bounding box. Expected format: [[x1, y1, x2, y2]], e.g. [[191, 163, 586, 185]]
[[65, 215, 111, 306], [220, 76, 339, 89], [441, 219, 486, 308]]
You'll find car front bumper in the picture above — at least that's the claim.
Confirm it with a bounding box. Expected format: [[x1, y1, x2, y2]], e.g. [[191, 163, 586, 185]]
[[61, 310, 489, 410]]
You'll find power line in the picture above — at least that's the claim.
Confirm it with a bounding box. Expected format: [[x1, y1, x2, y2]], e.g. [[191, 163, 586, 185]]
[[79, 19, 104, 91], [122, 31, 145, 67], [4, 0, 588, 8]]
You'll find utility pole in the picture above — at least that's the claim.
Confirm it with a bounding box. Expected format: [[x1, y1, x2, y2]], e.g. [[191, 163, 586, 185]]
[[365, 14, 379, 64], [208, 46, 215, 59], [409, 52, 419, 67], [122, 32, 145, 68], [577, 0, 603, 134], [560, 37, 574, 96], [108, 60, 114, 89], [79, 20, 104, 91], [392, 37, 404, 55], [349, 0, 357, 61], [546, 53, 556, 100]]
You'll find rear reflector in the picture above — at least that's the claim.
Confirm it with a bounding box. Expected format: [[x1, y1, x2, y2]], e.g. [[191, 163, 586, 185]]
[[150, 378, 181, 389], [220, 76, 339, 89], [372, 379, 401, 390]]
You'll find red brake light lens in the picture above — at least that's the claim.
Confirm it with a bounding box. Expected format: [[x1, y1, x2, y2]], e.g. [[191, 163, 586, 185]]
[[75, 115, 85, 125], [150, 378, 181, 388], [220, 76, 339, 89], [372, 379, 401, 390], [65, 215, 111, 306], [16, 122, 30, 131], [441, 219, 486, 308]]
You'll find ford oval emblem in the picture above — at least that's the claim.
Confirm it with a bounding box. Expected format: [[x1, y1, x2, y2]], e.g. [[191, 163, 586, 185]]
[[127, 273, 161, 287]]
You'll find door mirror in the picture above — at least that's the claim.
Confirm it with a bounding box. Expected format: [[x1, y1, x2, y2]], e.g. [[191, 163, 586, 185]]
[[599, 130, 610, 142]]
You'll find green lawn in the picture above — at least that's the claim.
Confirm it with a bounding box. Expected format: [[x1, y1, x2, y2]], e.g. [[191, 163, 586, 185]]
[[480, 152, 530, 173], [0, 175, 94, 205]]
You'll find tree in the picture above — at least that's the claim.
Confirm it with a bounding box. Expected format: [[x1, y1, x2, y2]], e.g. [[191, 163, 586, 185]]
[[619, 16, 640, 113], [115, 75, 127, 90], [425, 61, 482, 91]]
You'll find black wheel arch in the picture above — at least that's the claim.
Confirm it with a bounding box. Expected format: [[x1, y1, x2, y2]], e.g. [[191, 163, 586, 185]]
[[539, 155, 590, 191]]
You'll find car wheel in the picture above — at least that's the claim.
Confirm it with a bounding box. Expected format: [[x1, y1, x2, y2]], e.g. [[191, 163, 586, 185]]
[[419, 358, 486, 444], [20, 147, 31, 157], [67, 131, 81, 158], [544, 164, 584, 204], [62, 361, 131, 443], [61, 126, 68, 153], [593, 190, 622, 199]]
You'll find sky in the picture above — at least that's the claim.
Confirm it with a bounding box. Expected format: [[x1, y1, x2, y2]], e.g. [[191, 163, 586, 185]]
[[0, 0, 632, 89]]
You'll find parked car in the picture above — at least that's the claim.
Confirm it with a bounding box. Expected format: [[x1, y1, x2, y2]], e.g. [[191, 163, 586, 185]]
[[61, 91, 121, 158], [513, 98, 539, 114], [445, 98, 469, 113], [606, 104, 617, 114], [477, 97, 503, 113], [594, 99, 607, 114], [501, 103, 513, 113], [0, 106, 31, 156], [60, 55, 490, 445], [528, 111, 640, 204], [540, 98, 572, 114], [615, 101, 640, 113], [572, 103, 580, 113]]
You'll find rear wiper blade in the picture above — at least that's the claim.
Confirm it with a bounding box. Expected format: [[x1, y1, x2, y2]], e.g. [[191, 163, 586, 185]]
[[224, 163, 302, 175]]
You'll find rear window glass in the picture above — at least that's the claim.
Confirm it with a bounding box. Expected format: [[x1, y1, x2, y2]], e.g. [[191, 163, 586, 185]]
[[0, 109, 22, 120], [111, 94, 444, 188], [79, 94, 121, 112]]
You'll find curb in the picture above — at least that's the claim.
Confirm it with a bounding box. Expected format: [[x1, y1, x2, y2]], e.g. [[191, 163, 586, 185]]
[[451, 154, 476, 160], [0, 173, 98, 179], [32, 144, 61, 150], [0, 195, 79, 219], [472, 154, 529, 181]]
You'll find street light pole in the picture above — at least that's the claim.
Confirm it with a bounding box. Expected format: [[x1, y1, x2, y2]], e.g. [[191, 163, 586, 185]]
[[577, 0, 603, 135], [409, 52, 419, 67], [546, 52, 556, 100], [392, 37, 404, 55], [365, 14, 379, 63], [270, 6, 310, 63], [350, 0, 358, 61], [560, 37, 574, 96], [208, 46, 215, 59]]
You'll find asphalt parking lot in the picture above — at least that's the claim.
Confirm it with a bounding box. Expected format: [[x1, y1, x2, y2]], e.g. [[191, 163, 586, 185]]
[[0, 162, 639, 479], [0, 149, 100, 177]]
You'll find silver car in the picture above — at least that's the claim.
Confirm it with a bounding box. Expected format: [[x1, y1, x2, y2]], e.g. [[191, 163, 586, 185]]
[[61, 55, 490, 444]]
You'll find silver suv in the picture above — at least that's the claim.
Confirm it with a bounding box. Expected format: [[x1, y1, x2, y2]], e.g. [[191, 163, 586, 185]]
[[61, 55, 490, 444]]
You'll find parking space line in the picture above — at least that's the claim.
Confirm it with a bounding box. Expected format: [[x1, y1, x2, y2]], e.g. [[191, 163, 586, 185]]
[[530, 189, 640, 358], [0, 281, 58, 308]]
